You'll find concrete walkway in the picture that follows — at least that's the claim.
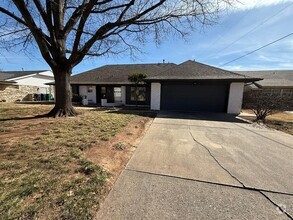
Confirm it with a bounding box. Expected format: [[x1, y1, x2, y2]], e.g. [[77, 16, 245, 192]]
[[96, 112, 293, 220]]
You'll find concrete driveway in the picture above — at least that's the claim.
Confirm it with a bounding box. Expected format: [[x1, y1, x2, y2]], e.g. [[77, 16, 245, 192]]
[[97, 112, 293, 220]]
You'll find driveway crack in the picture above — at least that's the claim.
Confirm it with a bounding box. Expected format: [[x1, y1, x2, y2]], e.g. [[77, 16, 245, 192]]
[[189, 127, 293, 219], [188, 127, 245, 187], [260, 191, 293, 219]]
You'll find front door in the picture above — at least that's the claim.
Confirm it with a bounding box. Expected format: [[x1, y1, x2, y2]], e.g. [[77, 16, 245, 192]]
[[106, 87, 114, 103], [96, 85, 101, 103]]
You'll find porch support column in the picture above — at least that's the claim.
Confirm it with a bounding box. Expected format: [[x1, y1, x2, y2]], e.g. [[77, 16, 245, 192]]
[[151, 82, 161, 110]]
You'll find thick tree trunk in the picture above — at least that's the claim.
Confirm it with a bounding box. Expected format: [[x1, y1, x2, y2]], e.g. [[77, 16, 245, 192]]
[[47, 68, 78, 117]]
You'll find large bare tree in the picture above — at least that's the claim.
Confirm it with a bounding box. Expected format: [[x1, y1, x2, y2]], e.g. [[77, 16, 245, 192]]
[[0, 0, 234, 117]]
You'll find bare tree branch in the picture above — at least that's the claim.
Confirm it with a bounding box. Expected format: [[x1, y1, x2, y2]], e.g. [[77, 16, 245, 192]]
[[11, 0, 55, 66], [32, 0, 51, 29], [71, 0, 168, 65], [63, 0, 87, 36], [0, 28, 29, 38], [0, 6, 27, 26]]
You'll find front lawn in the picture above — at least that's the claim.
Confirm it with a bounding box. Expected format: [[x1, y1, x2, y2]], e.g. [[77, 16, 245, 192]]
[[240, 110, 293, 135], [0, 103, 154, 219]]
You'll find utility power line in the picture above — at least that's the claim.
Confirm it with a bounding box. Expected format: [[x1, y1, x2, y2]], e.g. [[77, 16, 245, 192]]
[[200, 0, 266, 56], [197, 10, 251, 59], [197, 1, 265, 61], [208, 2, 293, 60], [219, 32, 293, 67]]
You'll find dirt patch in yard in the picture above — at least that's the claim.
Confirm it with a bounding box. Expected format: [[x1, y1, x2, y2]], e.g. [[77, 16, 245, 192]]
[[240, 110, 293, 135], [86, 113, 153, 190]]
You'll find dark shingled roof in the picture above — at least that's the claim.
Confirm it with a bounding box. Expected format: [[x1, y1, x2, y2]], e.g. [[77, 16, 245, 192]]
[[70, 63, 176, 84], [0, 80, 16, 85], [0, 70, 48, 80], [146, 60, 260, 81], [235, 70, 293, 88], [70, 60, 261, 84]]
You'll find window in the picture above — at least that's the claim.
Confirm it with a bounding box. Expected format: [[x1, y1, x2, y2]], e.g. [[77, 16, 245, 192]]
[[114, 87, 122, 102], [100, 87, 106, 98], [87, 86, 93, 93], [131, 87, 146, 102], [71, 85, 79, 96]]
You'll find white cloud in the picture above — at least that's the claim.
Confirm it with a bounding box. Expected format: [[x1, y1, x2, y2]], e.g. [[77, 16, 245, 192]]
[[224, 64, 244, 70], [231, 0, 292, 11], [279, 63, 293, 68], [257, 55, 284, 62]]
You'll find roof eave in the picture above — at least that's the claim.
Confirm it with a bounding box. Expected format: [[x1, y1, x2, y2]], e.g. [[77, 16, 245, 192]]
[[144, 77, 263, 83], [70, 81, 137, 85], [0, 80, 17, 85], [46, 81, 138, 85]]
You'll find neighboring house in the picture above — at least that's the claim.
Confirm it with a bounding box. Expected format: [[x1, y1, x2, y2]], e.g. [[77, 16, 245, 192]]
[[71, 60, 260, 114], [235, 70, 293, 109], [0, 70, 55, 102]]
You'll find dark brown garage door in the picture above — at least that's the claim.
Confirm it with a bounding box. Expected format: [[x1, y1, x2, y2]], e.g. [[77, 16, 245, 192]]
[[161, 82, 229, 112]]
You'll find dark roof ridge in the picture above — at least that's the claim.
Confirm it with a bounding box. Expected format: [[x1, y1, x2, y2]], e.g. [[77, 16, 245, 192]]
[[75, 62, 177, 76], [145, 59, 262, 82], [182, 60, 248, 78], [103, 62, 176, 66], [70, 62, 177, 83]]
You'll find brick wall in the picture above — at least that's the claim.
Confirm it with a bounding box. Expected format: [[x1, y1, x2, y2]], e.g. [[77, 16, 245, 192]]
[[0, 84, 43, 102], [243, 88, 293, 110]]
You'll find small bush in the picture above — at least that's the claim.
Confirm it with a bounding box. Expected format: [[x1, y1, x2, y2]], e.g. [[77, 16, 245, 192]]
[[243, 90, 286, 122]]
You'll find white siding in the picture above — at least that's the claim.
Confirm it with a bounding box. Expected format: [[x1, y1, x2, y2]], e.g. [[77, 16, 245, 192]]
[[13, 75, 53, 88], [79, 85, 96, 104], [5, 71, 54, 94], [79, 86, 87, 98], [227, 82, 244, 114], [151, 83, 161, 110]]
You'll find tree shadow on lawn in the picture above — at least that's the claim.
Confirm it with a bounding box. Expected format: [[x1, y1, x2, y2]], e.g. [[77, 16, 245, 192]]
[[0, 114, 49, 122], [89, 107, 157, 118]]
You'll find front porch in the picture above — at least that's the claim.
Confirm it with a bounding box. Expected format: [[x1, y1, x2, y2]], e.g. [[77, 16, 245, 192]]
[[71, 84, 150, 107]]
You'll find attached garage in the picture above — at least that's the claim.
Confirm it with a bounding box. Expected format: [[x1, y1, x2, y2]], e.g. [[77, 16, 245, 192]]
[[161, 82, 229, 112], [148, 60, 261, 114]]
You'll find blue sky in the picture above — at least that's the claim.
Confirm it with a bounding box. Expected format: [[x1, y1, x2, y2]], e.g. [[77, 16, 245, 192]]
[[1, 0, 293, 74]]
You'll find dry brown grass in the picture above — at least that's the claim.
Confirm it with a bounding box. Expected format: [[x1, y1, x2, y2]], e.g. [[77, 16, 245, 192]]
[[241, 109, 293, 135], [0, 103, 154, 219]]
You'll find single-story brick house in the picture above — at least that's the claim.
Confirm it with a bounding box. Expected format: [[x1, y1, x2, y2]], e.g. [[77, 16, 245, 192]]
[[235, 70, 293, 96], [235, 70, 293, 110], [70, 60, 261, 114], [0, 70, 55, 102]]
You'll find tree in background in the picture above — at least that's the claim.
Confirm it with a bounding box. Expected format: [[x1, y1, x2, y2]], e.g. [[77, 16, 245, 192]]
[[0, 0, 235, 117], [128, 72, 147, 106]]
